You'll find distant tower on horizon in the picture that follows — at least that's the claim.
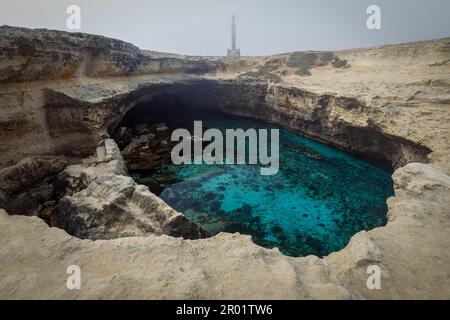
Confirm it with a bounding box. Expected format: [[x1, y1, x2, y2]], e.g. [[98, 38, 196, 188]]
[[227, 15, 241, 57]]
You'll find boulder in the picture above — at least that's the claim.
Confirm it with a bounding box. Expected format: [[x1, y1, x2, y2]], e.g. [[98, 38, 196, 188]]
[[0, 156, 67, 215], [54, 174, 207, 240], [53, 138, 207, 240], [54, 139, 128, 198]]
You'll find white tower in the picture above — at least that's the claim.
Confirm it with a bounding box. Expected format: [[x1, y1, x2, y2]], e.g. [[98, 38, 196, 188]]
[[227, 15, 241, 57]]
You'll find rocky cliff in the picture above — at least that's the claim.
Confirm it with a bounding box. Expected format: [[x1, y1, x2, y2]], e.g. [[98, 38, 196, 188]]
[[0, 25, 220, 83], [0, 26, 449, 299]]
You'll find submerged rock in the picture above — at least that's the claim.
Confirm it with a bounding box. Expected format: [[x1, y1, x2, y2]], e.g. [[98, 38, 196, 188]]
[[285, 143, 324, 160]]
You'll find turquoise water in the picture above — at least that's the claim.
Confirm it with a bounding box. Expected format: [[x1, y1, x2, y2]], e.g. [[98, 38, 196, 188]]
[[131, 112, 394, 257]]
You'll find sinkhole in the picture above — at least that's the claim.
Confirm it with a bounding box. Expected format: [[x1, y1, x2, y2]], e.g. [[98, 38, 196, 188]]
[[114, 93, 394, 257]]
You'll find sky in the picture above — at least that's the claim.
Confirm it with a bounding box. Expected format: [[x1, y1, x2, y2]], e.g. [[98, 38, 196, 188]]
[[1, 0, 449, 56]]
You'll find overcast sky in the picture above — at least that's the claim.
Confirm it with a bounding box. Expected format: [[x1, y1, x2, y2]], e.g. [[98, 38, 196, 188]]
[[1, 0, 449, 56]]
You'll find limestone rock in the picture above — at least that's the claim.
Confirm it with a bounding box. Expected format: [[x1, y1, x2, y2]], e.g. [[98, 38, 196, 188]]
[[0, 209, 350, 299], [54, 139, 127, 197], [0, 156, 67, 215], [54, 174, 207, 240], [0, 25, 219, 83], [1, 163, 449, 299], [326, 163, 450, 299], [53, 138, 206, 240]]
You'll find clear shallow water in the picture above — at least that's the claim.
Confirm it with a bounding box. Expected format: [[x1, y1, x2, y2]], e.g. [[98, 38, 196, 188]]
[[131, 112, 394, 257]]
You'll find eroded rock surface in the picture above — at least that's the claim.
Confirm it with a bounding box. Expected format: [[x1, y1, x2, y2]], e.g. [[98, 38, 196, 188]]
[[53, 139, 207, 240], [326, 163, 450, 299], [54, 139, 128, 197], [0, 25, 219, 83], [0, 209, 350, 299], [0, 163, 449, 299], [56, 174, 207, 240], [0, 156, 67, 216]]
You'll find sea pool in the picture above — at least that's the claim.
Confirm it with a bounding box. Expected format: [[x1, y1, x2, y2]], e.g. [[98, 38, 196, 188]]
[[131, 111, 394, 257]]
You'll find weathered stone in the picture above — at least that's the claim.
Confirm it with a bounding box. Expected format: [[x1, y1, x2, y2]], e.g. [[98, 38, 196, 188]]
[[54, 139, 128, 198], [54, 174, 207, 240], [326, 163, 450, 299], [52, 138, 206, 240], [0, 156, 67, 215], [0, 25, 219, 83], [0, 164, 449, 299]]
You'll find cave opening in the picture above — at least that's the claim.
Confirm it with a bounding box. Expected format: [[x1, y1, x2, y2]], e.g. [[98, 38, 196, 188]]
[[113, 92, 395, 257]]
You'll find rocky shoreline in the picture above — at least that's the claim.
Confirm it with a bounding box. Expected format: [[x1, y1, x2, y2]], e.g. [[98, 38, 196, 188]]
[[0, 26, 449, 299]]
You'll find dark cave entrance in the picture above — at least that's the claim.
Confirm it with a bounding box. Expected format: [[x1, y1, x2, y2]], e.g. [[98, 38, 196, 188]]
[[119, 93, 229, 128]]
